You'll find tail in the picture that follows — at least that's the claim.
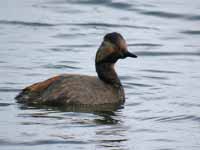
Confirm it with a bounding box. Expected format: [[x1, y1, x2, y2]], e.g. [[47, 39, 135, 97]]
[[15, 89, 31, 103]]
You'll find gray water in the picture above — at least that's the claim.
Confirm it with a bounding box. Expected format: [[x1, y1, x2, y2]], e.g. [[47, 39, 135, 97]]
[[0, 0, 200, 150]]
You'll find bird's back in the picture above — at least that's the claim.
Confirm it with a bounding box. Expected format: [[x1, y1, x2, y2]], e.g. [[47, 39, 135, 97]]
[[16, 74, 124, 106]]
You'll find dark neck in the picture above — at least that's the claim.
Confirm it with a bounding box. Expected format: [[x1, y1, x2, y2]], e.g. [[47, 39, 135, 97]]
[[95, 62, 122, 87]]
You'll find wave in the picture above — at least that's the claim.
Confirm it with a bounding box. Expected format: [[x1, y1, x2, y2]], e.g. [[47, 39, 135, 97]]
[[68, 22, 159, 30], [180, 30, 200, 35], [0, 87, 21, 93], [129, 43, 162, 47], [0, 20, 56, 27], [0, 103, 11, 107], [140, 69, 180, 74], [43, 64, 81, 70], [155, 115, 200, 123], [135, 51, 200, 57], [67, 0, 132, 10], [0, 139, 89, 146], [131, 8, 200, 21], [0, 20, 159, 30]]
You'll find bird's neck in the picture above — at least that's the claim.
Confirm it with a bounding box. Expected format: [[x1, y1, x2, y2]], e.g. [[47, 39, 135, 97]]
[[95, 62, 122, 88]]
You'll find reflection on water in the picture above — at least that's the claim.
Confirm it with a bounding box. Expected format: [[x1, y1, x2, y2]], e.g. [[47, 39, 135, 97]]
[[0, 0, 200, 149], [1, 105, 127, 150]]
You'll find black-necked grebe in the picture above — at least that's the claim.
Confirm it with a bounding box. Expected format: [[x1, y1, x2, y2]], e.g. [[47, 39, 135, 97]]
[[16, 32, 137, 107]]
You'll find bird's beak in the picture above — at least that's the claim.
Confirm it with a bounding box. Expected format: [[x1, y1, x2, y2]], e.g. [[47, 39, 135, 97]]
[[124, 51, 137, 58]]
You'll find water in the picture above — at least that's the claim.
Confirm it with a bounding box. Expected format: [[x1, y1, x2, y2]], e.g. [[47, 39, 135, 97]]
[[0, 0, 200, 149]]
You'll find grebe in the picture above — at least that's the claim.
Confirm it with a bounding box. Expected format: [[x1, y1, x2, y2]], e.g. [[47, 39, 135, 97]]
[[16, 32, 137, 108]]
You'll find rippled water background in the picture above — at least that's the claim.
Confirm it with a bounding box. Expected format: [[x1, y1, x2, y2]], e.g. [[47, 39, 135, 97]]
[[0, 0, 200, 149]]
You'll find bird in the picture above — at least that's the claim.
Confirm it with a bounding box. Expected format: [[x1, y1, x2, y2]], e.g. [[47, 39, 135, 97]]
[[15, 32, 137, 109]]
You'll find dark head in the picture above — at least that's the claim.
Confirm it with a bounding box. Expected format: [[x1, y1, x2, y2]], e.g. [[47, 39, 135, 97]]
[[95, 32, 137, 64]]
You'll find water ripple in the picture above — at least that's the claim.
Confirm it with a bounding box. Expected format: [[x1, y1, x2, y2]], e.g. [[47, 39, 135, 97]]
[[140, 69, 180, 74], [0, 139, 89, 146], [171, 102, 200, 108], [0, 20, 55, 27], [18, 112, 64, 120], [0, 87, 21, 93], [52, 33, 86, 39], [136, 51, 200, 57], [120, 75, 140, 81], [142, 75, 168, 80], [156, 115, 200, 123], [124, 82, 153, 88], [0, 20, 159, 30], [180, 30, 200, 35], [59, 60, 79, 64], [132, 128, 161, 133], [126, 102, 142, 107], [0, 103, 11, 107], [0, 61, 6, 64], [187, 15, 200, 21], [149, 138, 177, 143], [139, 10, 185, 19], [99, 138, 127, 143], [157, 148, 175, 150], [129, 43, 163, 47], [68, 0, 132, 10], [43, 64, 81, 70], [135, 9, 200, 21], [58, 44, 95, 48], [49, 47, 79, 52], [69, 22, 158, 30]]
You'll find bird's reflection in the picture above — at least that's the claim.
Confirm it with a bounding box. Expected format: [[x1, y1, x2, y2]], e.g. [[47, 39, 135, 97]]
[[17, 103, 128, 150], [92, 109, 128, 150]]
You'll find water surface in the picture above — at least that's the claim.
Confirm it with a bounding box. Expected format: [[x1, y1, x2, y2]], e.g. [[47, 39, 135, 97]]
[[0, 0, 200, 150]]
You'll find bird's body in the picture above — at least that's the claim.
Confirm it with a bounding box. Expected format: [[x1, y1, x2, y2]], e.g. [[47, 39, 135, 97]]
[[16, 32, 137, 109], [16, 74, 124, 106]]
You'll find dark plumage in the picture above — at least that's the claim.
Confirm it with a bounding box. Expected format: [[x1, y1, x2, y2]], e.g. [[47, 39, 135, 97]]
[[16, 32, 137, 108]]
